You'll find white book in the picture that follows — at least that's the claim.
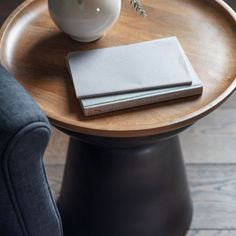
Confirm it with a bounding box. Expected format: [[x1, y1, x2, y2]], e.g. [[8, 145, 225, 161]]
[[67, 37, 194, 98]]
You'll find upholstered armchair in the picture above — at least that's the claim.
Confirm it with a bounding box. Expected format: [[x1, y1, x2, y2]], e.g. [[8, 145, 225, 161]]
[[0, 65, 63, 236]]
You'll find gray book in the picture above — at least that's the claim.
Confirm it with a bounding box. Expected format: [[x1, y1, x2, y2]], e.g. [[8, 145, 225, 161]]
[[67, 37, 194, 99], [80, 75, 202, 116], [67, 37, 203, 116]]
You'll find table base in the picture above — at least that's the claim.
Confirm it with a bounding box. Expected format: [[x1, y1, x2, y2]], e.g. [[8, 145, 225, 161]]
[[57, 134, 192, 236]]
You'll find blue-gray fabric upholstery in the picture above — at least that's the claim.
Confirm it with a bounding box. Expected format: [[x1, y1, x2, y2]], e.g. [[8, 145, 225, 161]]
[[0, 65, 63, 236]]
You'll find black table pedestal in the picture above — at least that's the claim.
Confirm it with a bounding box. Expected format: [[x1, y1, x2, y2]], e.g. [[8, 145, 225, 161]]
[[57, 132, 192, 236]]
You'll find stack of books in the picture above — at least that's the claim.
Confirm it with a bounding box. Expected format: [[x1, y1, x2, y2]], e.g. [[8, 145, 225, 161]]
[[67, 37, 203, 116]]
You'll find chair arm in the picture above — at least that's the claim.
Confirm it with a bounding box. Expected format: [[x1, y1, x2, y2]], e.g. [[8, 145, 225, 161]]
[[0, 65, 49, 153], [0, 65, 63, 236]]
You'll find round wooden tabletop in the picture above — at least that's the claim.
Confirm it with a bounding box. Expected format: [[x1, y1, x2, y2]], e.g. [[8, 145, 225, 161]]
[[0, 0, 236, 137]]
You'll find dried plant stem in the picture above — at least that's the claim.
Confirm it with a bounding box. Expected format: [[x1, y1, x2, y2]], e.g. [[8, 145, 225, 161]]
[[130, 0, 147, 17]]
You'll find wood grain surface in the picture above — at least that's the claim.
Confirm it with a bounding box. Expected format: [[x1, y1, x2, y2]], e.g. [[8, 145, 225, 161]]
[[0, 0, 236, 137]]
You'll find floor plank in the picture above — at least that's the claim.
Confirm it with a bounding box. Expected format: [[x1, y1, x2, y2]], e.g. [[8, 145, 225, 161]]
[[188, 164, 236, 229], [44, 128, 68, 165], [181, 108, 236, 164], [45, 164, 236, 230], [223, 0, 236, 10], [219, 93, 236, 109], [187, 230, 236, 236]]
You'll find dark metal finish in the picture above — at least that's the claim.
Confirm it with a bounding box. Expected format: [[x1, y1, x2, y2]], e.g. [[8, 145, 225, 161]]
[[57, 134, 192, 236]]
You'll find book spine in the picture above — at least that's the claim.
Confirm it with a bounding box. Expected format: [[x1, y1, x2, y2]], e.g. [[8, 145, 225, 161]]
[[83, 86, 203, 116]]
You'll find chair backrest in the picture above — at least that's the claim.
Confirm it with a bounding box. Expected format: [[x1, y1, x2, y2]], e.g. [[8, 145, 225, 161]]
[[0, 65, 63, 236]]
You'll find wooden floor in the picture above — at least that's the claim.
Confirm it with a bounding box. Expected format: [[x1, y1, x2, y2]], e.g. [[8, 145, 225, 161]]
[[1, 0, 236, 235]]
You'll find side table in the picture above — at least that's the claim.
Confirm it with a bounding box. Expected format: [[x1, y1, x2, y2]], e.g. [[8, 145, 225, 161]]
[[0, 0, 236, 235]]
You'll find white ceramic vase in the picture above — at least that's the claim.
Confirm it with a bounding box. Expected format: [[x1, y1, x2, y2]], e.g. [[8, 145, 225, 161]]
[[48, 0, 121, 42]]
